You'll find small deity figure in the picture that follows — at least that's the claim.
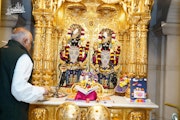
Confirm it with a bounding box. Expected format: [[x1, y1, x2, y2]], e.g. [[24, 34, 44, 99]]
[[115, 74, 130, 96], [59, 24, 89, 87], [79, 70, 98, 84], [91, 28, 121, 89]]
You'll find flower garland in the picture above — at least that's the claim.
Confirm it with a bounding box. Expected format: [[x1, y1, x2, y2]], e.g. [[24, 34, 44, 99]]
[[65, 46, 70, 59]]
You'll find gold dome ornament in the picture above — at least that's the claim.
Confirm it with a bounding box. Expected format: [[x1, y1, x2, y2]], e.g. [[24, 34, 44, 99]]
[[56, 102, 80, 120], [86, 105, 111, 120]]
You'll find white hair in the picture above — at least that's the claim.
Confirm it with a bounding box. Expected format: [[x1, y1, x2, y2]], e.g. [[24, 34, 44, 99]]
[[11, 31, 29, 41]]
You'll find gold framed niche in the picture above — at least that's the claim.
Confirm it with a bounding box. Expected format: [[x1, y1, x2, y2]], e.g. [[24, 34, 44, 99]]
[[31, 0, 154, 89], [29, 1, 156, 120]]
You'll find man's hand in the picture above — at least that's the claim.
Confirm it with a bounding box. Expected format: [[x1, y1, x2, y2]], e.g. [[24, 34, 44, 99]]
[[43, 86, 53, 100], [43, 86, 52, 95]]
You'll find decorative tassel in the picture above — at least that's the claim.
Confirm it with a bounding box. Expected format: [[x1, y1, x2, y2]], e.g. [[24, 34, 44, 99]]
[[115, 46, 121, 65], [67, 29, 72, 40], [65, 46, 70, 59], [112, 32, 116, 44], [79, 46, 83, 61], [81, 29, 85, 41], [97, 50, 101, 64], [85, 41, 89, 52]]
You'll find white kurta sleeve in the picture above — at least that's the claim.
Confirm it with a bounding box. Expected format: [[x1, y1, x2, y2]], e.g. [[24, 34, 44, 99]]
[[11, 54, 46, 103]]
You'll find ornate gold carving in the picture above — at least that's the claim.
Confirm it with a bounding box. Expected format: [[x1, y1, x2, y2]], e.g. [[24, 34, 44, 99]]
[[71, 81, 104, 96], [80, 108, 88, 120], [30, 1, 155, 119], [42, 15, 54, 86], [32, 14, 44, 86], [129, 111, 146, 120], [30, 108, 48, 120], [121, 32, 129, 75], [31, 0, 154, 86], [110, 109, 123, 120], [56, 102, 80, 120], [97, 4, 117, 16], [67, 2, 87, 12], [29, 105, 153, 120], [86, 105, 111, 120], [129, 23, 138, 77]]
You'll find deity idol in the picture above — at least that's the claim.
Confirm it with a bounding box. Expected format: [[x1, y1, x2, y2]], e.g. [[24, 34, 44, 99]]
[[91, 28, 120, 89], [59, 24, 89, 87]]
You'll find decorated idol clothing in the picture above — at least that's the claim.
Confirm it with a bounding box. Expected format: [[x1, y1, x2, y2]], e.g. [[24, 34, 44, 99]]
[[91, 28, 120, 89], [59, 24, 89, 87], [59, 42, 89, 87], [92, 48, 120, 89]]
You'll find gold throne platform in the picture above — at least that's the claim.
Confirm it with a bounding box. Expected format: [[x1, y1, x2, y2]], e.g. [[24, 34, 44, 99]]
[[29, 0, 157, 120]]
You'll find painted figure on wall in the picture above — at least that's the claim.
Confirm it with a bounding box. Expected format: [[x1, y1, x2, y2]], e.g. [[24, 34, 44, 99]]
[[91, 28, 120, 89], [59, 24, 89, 87]]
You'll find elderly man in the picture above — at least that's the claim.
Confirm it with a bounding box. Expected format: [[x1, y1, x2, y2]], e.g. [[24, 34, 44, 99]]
[[0, 27, 50, 120]]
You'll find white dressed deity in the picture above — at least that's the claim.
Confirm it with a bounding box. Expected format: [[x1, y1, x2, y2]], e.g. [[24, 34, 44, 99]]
[[59, 24, 89, 87], [91, 28, 120, 89]]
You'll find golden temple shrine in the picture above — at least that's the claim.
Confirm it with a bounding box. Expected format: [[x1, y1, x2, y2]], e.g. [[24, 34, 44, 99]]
[[1, 0, 180, 120], [31, 0, 154, 87], [28, 0, 158, 120]]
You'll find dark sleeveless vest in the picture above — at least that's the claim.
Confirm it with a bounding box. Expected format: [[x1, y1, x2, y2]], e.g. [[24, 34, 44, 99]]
[[0, 40, 33, 120]]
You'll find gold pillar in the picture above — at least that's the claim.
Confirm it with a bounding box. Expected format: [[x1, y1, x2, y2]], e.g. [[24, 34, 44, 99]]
[[55, 30, 63, 85], [118, 33, 123, 75], [129, 16, 140, 77], [120, 32, 128, 75], [121, 32, 129, 75], [32, 0, 62, 86], [139, 18, 150, 78], [42, 14, 54, 86], [52, 29, 59, 86], [32, 14, 44, 86], [136, 25, 141, 77], [129, 24, 136, 77]]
